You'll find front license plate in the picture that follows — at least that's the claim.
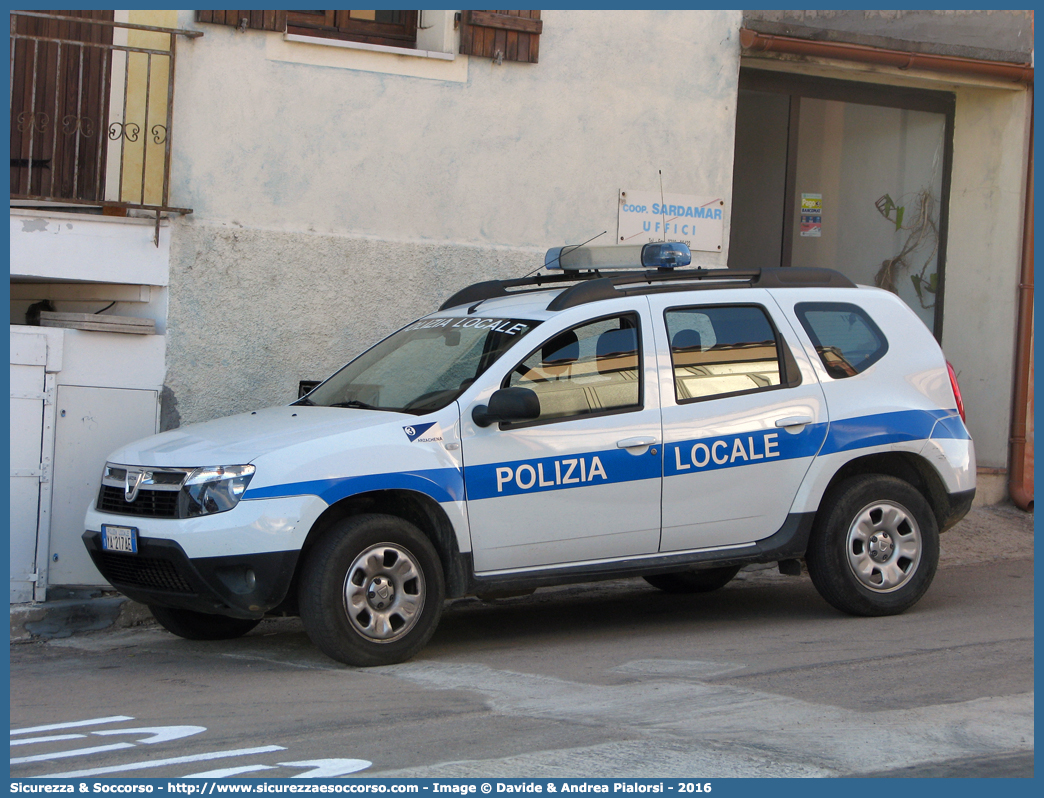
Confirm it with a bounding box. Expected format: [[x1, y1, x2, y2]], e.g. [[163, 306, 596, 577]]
[[101, 524, 138, 554]]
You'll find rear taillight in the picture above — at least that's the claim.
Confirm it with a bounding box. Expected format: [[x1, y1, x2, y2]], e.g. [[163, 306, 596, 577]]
[[947, 361, 966, 423]]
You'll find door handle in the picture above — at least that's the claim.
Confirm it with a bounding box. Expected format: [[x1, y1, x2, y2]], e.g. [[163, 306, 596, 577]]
[[617, 436, 658, 448], [775, 415, 813, 428]]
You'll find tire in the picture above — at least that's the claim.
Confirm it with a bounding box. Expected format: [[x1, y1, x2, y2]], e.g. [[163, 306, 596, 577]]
[[806, 474, 939, 617], [643, 565, 741, 594], [298, 514, 445, 667], [149, 605, 261, 641]]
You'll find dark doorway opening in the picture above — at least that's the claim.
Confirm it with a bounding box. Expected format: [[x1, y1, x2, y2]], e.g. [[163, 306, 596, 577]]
[[729, 69, 955, 340]]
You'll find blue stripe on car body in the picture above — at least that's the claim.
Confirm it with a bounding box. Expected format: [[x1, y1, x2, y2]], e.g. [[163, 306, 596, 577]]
[[243, 409, 968, 504], [928, 413, 972, 441], [244, 468, 465, 504]]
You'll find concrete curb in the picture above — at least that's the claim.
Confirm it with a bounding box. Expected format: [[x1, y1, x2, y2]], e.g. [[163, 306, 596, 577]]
[[10, 594, 154, 642]]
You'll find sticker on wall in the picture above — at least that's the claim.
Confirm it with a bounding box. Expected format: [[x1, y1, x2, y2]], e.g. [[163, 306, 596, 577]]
[[618, 190, 724, 252], [800, 193, 822, 238]]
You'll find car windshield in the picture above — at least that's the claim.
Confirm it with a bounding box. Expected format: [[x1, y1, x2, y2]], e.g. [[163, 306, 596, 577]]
[[301, 316, 540, 415]]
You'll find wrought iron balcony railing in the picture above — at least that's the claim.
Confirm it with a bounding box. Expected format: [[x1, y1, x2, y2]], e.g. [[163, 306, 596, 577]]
[[10, 11, 201, 223]]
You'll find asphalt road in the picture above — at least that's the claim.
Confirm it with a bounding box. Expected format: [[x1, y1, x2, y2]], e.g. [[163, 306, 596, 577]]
[[9, 505, 1034, 780]]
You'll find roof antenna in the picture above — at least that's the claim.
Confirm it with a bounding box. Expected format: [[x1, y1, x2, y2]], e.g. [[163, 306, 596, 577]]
[[658, 169, 667, 242], [522, 229, 606, 278]]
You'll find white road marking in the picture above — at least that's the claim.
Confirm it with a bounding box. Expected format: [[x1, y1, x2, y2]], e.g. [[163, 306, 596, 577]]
[[40, 745, 287, 778], [93, 726, 207, 745], [11, 716, 134, 736], [12, 742, 135, 765], [183, 765, 278, 778], [10, 734, 85, 747], [277, 759, 372, 778]]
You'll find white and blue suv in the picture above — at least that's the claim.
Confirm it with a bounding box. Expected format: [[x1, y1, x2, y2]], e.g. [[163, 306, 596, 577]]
[[84, 242, 975, 666]]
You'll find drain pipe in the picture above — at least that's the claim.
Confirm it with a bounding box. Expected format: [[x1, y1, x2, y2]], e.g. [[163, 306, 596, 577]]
[[1008, 87, 1034, 511]]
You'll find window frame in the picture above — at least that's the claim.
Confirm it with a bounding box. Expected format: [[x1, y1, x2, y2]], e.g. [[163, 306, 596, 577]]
[[195, 11, 419, 49], [663, 302, 801, 406], [285, 10, 419, 48], [499, 311, 645, 429], [794, 301, 890, 380]]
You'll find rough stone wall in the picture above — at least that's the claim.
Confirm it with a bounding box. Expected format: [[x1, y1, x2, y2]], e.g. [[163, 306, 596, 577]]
[[165, 220, 539, 426], [743, 10, 1034, 64]]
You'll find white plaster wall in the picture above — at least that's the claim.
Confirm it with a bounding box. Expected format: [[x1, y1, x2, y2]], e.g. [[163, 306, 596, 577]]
[[163, 10, 744, 425], [941, 86, 1029, 468], [52, 328, 166, 391], [169, 10, 742, 252], [10, 211, 170, 286], [9, 325, 166, 391]]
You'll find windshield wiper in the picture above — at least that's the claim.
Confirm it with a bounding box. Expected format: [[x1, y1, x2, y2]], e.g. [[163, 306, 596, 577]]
[[330, 400, 378, 410], [293, 397, 315, 406]]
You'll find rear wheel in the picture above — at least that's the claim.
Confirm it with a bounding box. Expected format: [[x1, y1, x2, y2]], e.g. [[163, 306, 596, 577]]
[[298, 514, 445, 667], [643, 565, 741, 594], [149, 605, 261, 640], [806, 474, 938, 616]]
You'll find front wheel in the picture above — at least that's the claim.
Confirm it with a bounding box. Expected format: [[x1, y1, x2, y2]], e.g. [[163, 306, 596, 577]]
[[149, 605, 261, 640], [806, 474, 938, 616], [298, 514, 445, 667]]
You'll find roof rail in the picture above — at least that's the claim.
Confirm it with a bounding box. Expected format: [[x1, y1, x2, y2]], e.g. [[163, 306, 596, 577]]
[[438, 272, 584, 311], [439, 266, 856, 312]]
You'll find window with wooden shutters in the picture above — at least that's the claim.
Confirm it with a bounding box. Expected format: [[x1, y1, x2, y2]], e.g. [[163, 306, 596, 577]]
[[195, 10, 418, 49], [195, 11, 286, 32], [458, 10, 542, 64], [10, 10, 114, 202]]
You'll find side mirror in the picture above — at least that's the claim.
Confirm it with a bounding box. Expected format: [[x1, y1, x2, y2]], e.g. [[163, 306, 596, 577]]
[[472, 387, 540, 428]]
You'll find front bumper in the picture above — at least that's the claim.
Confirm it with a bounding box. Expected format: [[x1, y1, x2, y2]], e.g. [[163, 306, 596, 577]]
[[83, 493, 327, 618], [83, 532, 298, 618]]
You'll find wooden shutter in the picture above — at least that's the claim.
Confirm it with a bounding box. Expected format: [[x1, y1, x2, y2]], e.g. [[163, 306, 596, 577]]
[[11, 10, 114, 202], [285, 11, 418, 47], [459, 11, 542, 64], [195, 11, 287, 32], [196, 11, 417, 48]]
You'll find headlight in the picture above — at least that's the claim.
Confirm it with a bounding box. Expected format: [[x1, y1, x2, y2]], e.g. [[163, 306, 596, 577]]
[[183, 465, 255, 517]]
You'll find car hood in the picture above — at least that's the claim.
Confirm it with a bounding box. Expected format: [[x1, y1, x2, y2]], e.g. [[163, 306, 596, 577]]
[[104, 405, 409, 468]]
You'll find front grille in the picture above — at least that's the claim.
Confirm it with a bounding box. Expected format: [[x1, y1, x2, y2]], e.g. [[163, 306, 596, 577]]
[[94, 551, 194, 594], [98, 485, 179, 518]]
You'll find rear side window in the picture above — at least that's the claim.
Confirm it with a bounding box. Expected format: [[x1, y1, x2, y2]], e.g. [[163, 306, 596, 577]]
[[665, 305, 795, 402], [795, 302, 888, 379]]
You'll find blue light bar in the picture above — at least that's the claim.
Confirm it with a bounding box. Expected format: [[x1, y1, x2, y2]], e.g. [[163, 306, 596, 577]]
[[641, 242, 691, 269], [545, 242, 692, 271]]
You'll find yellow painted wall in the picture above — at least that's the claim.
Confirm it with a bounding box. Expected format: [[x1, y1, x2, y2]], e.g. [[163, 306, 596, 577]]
[[118, 11, 177, 206]]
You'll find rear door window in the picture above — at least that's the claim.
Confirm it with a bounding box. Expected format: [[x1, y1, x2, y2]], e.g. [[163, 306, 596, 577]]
[[664, 304, 796, 402]]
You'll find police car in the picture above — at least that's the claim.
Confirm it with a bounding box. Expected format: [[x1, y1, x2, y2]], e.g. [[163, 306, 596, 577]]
[[84, 242, 975, 666]]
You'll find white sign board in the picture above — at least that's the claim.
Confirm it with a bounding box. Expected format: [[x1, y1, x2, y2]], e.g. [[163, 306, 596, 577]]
[[618, 190, 724, 252]]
